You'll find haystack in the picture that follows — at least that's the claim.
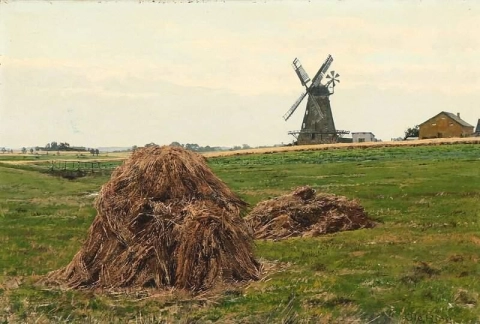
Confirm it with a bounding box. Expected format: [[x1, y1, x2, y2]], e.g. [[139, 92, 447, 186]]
[[45, 146, 260, 291], [246, 186, 374, 239]]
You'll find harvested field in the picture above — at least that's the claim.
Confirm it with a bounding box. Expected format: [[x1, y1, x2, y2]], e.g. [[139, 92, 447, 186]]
[[204, 137, 480, 158], [43, 146, 260, 291], [246, 186, 375, 239], [2, 144, 480, 322]]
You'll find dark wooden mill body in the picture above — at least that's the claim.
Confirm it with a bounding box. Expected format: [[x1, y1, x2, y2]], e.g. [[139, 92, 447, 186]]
[[284, 55, 348, 145], [295, 85, 336, 144]]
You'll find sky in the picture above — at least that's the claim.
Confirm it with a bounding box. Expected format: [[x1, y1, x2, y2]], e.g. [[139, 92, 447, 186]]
[[1, 0, 479, 148]]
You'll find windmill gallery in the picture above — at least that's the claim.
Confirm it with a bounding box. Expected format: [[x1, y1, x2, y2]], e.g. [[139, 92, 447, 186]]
[[283, 54, 350, 145]]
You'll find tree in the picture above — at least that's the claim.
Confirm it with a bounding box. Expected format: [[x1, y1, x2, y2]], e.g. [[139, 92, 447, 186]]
[[50, 142, 58, 150], [242, 144, 251, 150], [169, 142, 183, 147], [132, 145, 138, 152], [1, 147, 5, 154], [58, 142, 70, 151], [45, 143, 51, 150], [29, 148, 34, 154], [95, 149, 99, 156], [90, 149, 95, 156], [34, 146, 40, 152], [21, 147, 27, 154], [185, 143, 200, 151], [404, 125, 419, 140]]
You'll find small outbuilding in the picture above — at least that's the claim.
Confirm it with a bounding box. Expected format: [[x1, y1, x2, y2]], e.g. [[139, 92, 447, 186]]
[[352, 132, 376, 143], [418, 112, 474, 139]]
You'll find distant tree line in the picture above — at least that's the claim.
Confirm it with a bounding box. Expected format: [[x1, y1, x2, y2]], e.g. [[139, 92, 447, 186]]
[[169, 142, 251, 152], [3, 142, 101, 155], [0, 147, 14, 154], [43, 141, 88, 152], [129, 142, 254, 153]]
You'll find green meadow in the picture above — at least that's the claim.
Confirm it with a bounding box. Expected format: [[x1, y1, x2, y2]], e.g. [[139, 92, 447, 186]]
[[0, 144, 479, 323]]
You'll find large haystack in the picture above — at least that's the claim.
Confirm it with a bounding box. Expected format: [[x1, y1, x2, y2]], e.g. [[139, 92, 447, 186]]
[[246, 186, 374, 239], [45, 146, 260, 291]]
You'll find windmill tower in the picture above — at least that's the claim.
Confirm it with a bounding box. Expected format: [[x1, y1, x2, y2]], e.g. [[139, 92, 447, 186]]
[[283, 55, 349, 145]]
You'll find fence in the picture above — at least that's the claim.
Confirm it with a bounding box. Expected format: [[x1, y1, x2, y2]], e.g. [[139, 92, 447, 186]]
[[49, 160, 123, 175]]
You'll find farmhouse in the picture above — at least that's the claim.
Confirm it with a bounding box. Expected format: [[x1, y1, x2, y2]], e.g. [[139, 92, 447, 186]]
[[419, 112, 474, 139], [352, 132, 376, 143]]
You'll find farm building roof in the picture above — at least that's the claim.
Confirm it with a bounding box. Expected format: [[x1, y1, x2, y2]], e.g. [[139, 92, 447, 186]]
[[419, 111, 474, 128]]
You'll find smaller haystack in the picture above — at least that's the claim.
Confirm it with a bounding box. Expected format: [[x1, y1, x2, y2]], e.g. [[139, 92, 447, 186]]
[[44, 146, 260, 291], [246, 186, 374, 239]]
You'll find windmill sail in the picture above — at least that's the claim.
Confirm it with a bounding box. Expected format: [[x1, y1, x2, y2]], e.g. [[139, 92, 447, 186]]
[[284, 92, 307, 121], [292, 58, 311, 86], [311, 55, 333, 87]]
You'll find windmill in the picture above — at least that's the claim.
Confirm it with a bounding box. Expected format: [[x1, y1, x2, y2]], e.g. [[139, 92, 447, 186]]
[[283, 55, 349, 145]]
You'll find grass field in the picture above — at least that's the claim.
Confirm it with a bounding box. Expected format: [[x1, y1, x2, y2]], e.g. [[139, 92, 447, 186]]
[[0, 144, 479, 323]]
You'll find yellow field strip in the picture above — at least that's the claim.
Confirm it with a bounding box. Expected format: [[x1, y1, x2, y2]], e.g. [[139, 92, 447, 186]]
[[203, 137, 480, 158]]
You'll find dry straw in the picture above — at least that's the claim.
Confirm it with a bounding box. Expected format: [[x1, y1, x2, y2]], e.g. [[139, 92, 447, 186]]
[[246, 186, 375, 239], [44, 146, 260, 291]]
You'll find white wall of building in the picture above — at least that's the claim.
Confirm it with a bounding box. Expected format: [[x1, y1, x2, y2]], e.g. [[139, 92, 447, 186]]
[[352, 132, 376, 143]]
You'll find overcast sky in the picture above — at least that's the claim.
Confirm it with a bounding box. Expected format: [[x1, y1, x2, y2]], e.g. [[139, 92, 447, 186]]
[[1, 0, 479, 148]]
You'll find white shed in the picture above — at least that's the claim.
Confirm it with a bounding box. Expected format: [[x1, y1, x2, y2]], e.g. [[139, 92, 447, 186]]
[[352, 132, 376, 143]]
